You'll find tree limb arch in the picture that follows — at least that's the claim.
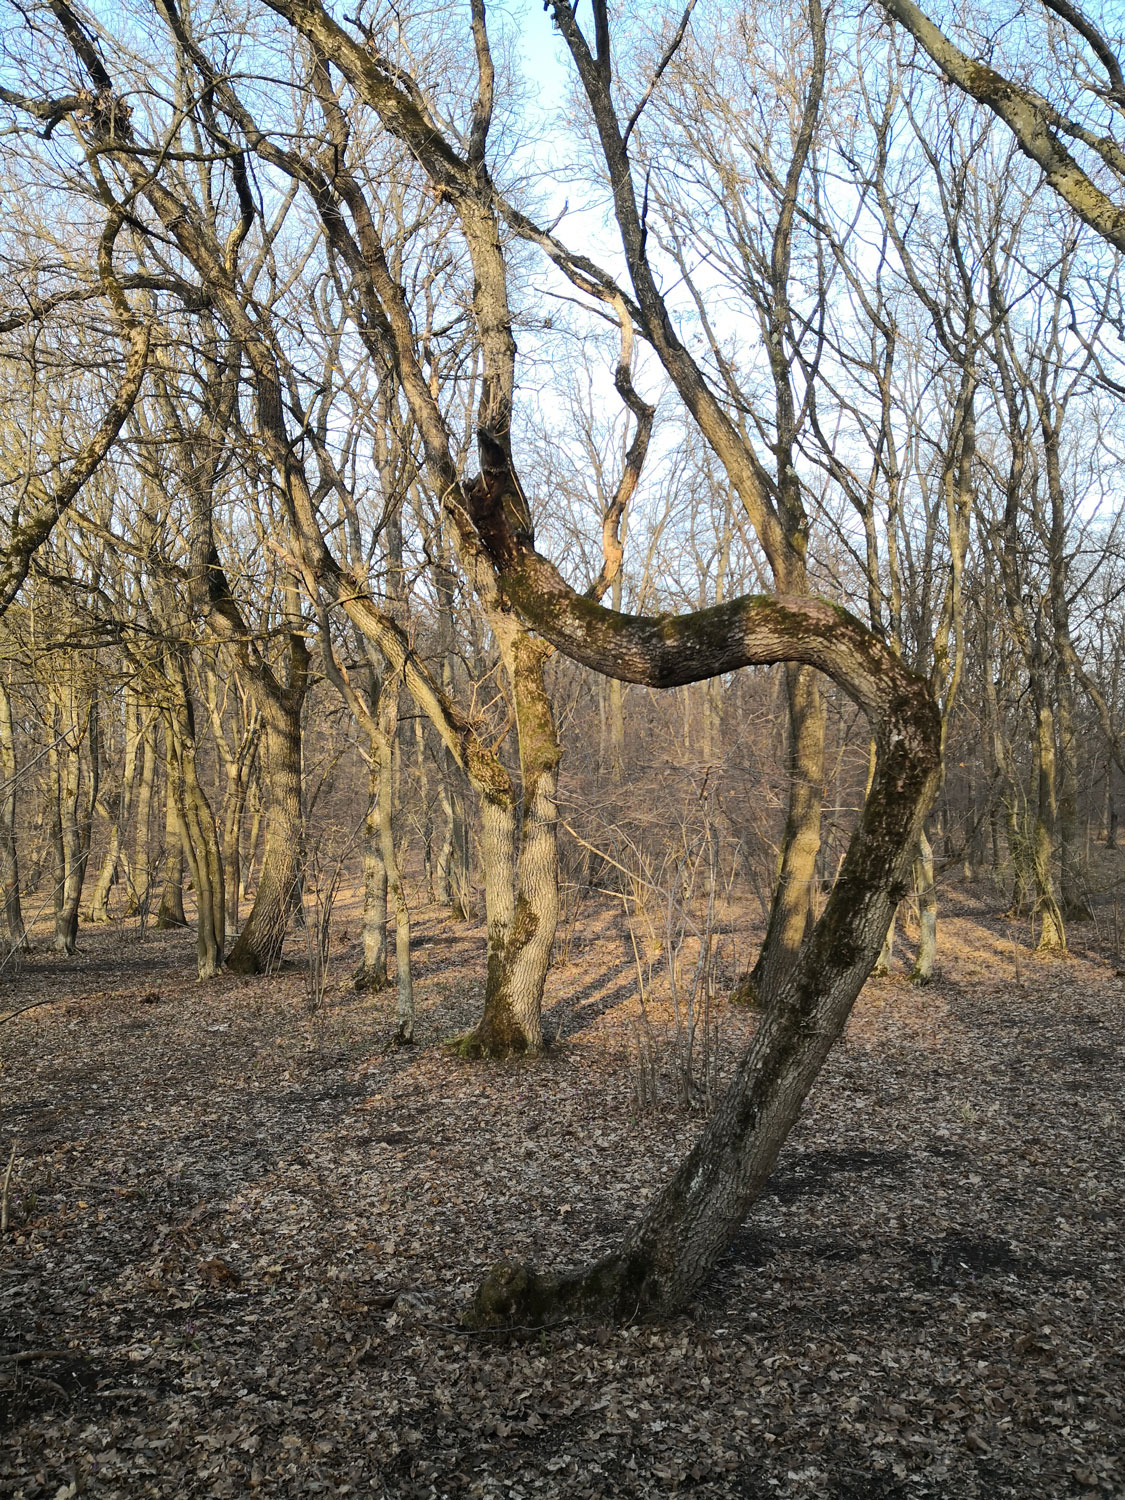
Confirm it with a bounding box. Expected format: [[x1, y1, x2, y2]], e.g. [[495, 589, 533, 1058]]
[[458, 526, 941, 1326]]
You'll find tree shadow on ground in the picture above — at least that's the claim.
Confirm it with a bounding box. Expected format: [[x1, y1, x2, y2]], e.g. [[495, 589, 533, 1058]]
[[542, 957, 637, 1042]]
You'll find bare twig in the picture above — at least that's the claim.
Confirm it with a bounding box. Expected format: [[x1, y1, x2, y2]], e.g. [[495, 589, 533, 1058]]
[[0, 1141, 15, 1233]]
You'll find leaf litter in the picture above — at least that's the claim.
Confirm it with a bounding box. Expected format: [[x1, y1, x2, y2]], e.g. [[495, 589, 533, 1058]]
[[0, 888, 1121, 1498]]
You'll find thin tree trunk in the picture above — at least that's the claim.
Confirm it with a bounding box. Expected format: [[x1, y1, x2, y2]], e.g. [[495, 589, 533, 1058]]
[[89, 691, 141, 923], [378, 686, 414, 1042], [1032, 690, 1066, 952], [354, 753, 388, 991], [1106, 758, 1117, 849], [910, 825, 937, 983], [747, 665, 825, 1006], [129, 714, 157, 916], [413, 714, 435, 902], [0, 677, 27, 950], [162, 671, 224, 976], [873, 909, 896, 976], [48, 670, 86, 955], [1055, 679, 1090, 920]]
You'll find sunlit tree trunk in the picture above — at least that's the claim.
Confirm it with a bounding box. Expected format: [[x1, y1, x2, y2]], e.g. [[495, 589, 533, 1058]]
[[226, 684, 304, 974], [354, 754, 388, 991], [455, 631, 559, 1057]]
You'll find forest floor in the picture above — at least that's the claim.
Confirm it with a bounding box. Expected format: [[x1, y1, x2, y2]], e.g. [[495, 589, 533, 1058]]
[[0, 882, 1122, 1499]]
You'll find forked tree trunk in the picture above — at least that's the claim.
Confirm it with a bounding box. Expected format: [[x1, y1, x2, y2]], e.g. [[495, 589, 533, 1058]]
[[226, 698, 303, 974]]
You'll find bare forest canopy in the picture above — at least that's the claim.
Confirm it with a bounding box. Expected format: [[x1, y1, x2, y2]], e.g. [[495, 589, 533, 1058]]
[[0, 0, 1124, 1385]]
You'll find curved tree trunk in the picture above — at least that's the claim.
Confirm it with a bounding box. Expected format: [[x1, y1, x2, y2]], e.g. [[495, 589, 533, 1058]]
[[457, 580, 942, 1327], [87, 824, 123, 924]]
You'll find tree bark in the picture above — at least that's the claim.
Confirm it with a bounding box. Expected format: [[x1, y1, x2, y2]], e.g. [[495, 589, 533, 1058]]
[[155, 739, 187, 930], [47, 666, 87, 955], [88, 689, 141, 923], [454, 631, 560, 1058], [129, 713, 156, 917], [0, 676, 27, 950], [377, 684, 414, 1042], [459, 579, 940, 1324], [226, 692, 304, 974], [747, 665, 825, 1005], [910, 825, 938, 983], [162, 662, 225, 977], [354, 753, 388, 991]]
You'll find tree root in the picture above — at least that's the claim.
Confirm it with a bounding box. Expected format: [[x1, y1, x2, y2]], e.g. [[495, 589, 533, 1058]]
[[444, 1028, 540, 1062], [462, 1251, 655, 1330], [352, 965, 391, 994]]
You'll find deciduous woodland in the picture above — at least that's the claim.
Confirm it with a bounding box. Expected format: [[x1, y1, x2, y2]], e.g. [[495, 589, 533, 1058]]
[[0, 0, 1122, 1494]]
